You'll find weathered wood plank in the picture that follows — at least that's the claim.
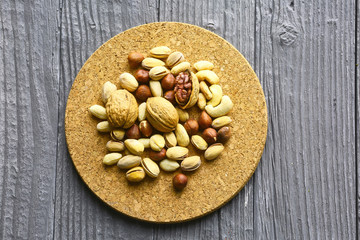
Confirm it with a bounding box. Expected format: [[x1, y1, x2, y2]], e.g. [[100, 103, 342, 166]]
[[254, 0, 356, 239], [0, 0, 60, 239], [0, 0, 356, 239], [53, 0, 357, 239], [158, 0, 256, 239], [357, 0, 360, 238], [54, 1, 158, 239]]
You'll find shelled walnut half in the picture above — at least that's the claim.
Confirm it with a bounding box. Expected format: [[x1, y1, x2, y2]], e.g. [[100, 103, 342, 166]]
[[174, 70, 199, 109]]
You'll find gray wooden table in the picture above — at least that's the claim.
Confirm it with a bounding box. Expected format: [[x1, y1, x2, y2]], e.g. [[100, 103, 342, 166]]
[[0, 0, 357, 239]]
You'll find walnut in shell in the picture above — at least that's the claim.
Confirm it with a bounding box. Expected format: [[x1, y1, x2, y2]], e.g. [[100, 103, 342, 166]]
[[106, 89, 138, 128], [146, 97, 179, 132]]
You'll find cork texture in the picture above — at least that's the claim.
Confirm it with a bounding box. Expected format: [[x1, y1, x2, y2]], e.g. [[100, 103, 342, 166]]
[[65, 22, 267, 223]]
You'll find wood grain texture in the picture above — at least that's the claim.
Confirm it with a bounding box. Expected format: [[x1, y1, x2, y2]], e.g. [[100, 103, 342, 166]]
[[254, 0, 356, 239], [357, 0, 360, 238], [0, 0, 357, 239], [0, 0, 60, 239], [54, 0, 157, 239]]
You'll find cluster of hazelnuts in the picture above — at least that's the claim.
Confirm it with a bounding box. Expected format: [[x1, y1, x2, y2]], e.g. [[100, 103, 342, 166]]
[[128, 52, 177, 104]]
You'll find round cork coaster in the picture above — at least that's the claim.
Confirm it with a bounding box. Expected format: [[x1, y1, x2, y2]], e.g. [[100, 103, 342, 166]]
[[65, 22, 267, 223]]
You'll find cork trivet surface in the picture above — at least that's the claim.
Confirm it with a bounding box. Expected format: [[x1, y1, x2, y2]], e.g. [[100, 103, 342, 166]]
[[65, 22, 267, 223]]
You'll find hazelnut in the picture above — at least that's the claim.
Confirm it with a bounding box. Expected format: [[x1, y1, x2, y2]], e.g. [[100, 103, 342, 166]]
[[164, 90, 176, 105], [161, 73, 176, 91], [173, 173, 188, 190], [135, 85, 152, 102], [125, 124, 141, 139], [184, 119, 199, 136], [128, 52, 144, 68], [218, 126, 231, 143], [198, 111, 212, 129], [202, 128, 217, 144], [139, 120, 153, 137], [134, 69, 150, 84], [149, 148, 166, 161]]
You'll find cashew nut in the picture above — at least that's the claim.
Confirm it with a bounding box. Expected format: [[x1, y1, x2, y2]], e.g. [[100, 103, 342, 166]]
[[197, 93, 206, 110], [207, 84, 223, 107], [199, 81, 213, 100], [205, 95, 233, 118], [194, 61, 214, 71], [195, 70, 220, 84]]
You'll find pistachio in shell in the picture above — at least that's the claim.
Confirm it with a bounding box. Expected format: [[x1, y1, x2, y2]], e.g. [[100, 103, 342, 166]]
[[106, 89, 138, 128], [146, 97, 179, 132], [174, 70, 199, 109]]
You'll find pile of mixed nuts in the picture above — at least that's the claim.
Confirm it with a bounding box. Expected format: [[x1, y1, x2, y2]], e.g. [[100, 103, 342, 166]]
[[89, 46, 233, 191]]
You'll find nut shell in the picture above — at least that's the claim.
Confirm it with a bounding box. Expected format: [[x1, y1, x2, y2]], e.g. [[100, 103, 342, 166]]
[[175, 71, 199, 109], [139, 120, 153, 137], [128, 52, 144, 68], [106, 90, 138, 128], [202, 128, 217, 144], [160, 159, 180, 172], [181, 156, 201, 171], [184, 119, 199, 136], [146, 97, 179, 132], [217, 126, 231, 143], [164, 90, 176, 105], [149, 148, 166, 161], [126, 167, 145, 182], [198, 111, 212, 129], [135, 85, 152, 102], [141, 158, 160, 178], [204, 143, 224, 161], [134, 69, 150, 84], [126, 124, 141, 139], [161, 73, 176, 90], [173, 173, 188, 190]]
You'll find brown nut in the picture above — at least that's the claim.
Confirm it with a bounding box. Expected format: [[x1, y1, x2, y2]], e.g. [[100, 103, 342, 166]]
[[135, 85, 152, 102], [161, 73, 176, 91], [128, 52, 144, 68], [217, 126, 231, 143], [198, 111, 212, 129], [184, 119, 199, 136], [126, 124, 141, 139], [164, 90, 176, 105], [202, 128, 217, 144], [149, 148, 166, 161], [139, 120, 153, 137], [173, 173, 188, 190], [134, 69, 150, 84]]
